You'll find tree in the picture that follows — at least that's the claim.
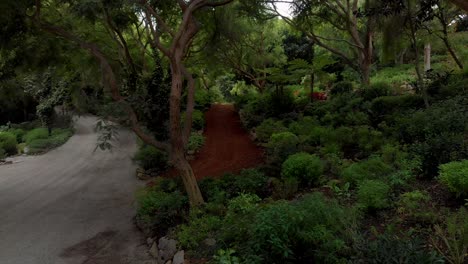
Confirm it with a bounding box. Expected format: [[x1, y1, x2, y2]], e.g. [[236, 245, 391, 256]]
[[32, 0, 234, 207], [419, 0, 464, 69], [245, 0, 380, 85], [205, 8, 287, 92]]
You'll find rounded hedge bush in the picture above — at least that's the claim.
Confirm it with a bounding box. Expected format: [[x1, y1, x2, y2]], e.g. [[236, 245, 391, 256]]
[[255, 118, 287, 143], [282, 152, 324, 186], [357, 180, 390, 210], [267, 132, 299, 164], [0, 132, 18, 156], [438, 160, 468, 197], [23, 128, 49, 144]]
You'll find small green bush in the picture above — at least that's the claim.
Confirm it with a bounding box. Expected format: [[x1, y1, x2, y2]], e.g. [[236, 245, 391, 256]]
[[195, 87, 212, 110], [359, 82, 392, 101], [438, 160, 468, 197], [431, 207, 468, 264], [358, 231, 444, 263], [288, 116, 318, 136], [0, 132, 18, 156], [26, 128, 73, 154], [222, 193, 358, 263], [134, 145, 168, 171], [255, 118, 287, 143], [397, 96, 468, 177], [330, 81, 353, 95], [267, 132, 299, 165], [234, 169, 269, 197], [0, 148, 5, 159], [281, 152, 324, 186], [357, 180, 391, 210], [397, 191, 436, 223], [8, 128, 25, 143], [27, 139, 53, 154], [192, 110, 205, 130], [188, 132, 205, 152], [271, 177, 299, 199], [136, 189, 188, 235], [341, 156, 393, 185], [305, 126, 334, 146], [176, 215, 222, 249], [23, 128, 49, 144], [199, 169, 268, 202]]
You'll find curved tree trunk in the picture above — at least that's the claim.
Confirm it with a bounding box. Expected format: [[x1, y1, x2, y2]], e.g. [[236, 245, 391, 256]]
[[169, 65, 204, 206], [443, 37, 464, 69]]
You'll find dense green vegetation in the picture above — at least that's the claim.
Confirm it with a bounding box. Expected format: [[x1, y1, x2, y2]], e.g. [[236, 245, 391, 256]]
[[1, 0, 467, 263]]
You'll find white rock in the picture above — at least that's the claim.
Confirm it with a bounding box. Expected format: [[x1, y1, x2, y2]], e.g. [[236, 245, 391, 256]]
[[147, 237, 154, 246], [172, 250, 184, 264], [149, 242, 159, 259], [158, 237, 177, 262]]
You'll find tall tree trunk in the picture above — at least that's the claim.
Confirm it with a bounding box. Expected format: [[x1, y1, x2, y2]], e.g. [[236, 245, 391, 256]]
[[360, 22, 374, 85], [424, 43, 431, 71], [169, 64, 204, 206], [407, 1, 429, 108], [443, 37, 464, 69]]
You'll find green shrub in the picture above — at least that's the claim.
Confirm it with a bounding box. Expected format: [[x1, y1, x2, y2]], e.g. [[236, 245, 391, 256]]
[[188, 132, 205, 152], [397, 96, 468, 177], [26, 128, 73, 154], [255, 118, 287, 143], [355, 126, 385, 158], [136, 189, 188, 235], [357, 180, 391, 210], [431, 207, 468, 264], [370, 95, 424, 124], [359, 82, 392, 101], [192, 109, 205, 130], [239, 97, 267, 129], [438, 160, 468, 197], [176, 215, 222, 249], [133, 145, 168, 171], [234, 169, 269, 197], [27, 139, 53, 154], [271, 177, 299, 199], [267, 132, 299, 165], [0, 148, 5, 159], [357, 231, 444, 263], [199, 169, 268, 202], [23, 128, 49, 144], [305, 125, 334, 146], [195, 87, 212, 110], [8, 128, 25, 143], [330, 81, 353, 95], [0, 132, 18, 156], [341, 157, 393, 185], [288, 116, 318, 136], [281, 152, 324, 186], [397, 191, 436, 223], [213, 249, 240, 264], [223, 193, 358, 263]]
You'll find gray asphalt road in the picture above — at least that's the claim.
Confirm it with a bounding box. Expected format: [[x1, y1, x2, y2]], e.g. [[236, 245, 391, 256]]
[[0, 116, 154, 264]]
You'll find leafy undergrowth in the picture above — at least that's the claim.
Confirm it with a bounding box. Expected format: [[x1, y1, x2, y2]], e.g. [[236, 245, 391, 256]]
[[25, 128, 74, 154], [137, 72, 468, 264]]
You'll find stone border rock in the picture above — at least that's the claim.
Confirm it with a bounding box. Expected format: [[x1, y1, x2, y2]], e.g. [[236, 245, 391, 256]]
[[146, 236, 186, 264]]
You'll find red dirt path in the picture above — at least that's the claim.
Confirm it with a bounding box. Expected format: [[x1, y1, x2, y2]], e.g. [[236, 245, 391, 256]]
[[183, 104, 264, 179]]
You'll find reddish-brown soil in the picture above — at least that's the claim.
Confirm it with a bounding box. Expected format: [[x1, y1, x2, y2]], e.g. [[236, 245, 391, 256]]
[[191, 104, 263, 179], [166, 104, 264, 180]]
